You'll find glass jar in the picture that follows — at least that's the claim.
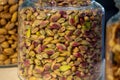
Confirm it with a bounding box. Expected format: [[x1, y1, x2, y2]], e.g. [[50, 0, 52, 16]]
[[18, 0, 105, 80], [106, 0, 120, 80], [0, 0, 19, 66]]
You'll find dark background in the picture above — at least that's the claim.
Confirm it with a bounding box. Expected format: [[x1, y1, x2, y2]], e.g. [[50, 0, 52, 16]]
[[96, 0, 119, 24], [96, 0, 119, 58]]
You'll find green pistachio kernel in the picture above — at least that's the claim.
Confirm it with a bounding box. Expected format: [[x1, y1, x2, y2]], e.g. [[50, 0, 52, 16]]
[[26, 28, 31, 38], [60, 65, 71, 71], [82, 22, 91, 30]]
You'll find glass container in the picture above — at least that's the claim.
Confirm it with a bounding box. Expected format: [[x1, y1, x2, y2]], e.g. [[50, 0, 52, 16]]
[[18, 0, 105, 80], [106, 0, 120, 80], [0, 0, 19, 67]]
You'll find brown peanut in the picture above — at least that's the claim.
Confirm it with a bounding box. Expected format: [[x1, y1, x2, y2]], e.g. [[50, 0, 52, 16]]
[[0, 18, 7, 25], [5, 22, 15, 30], [0, 28, 7, 34], [0, 0, 7, 6], [9, 4, 18, 13], [8, 0, 17, 5], [0, 54, 8, 61], [3, 48, 14, 55], [0, 35, 5, 42], [1, 41, 9, 48], [11, 11, 18, 22], [0, 12, 11, 19], [0, 5, 3, 11], [4, 58, 11, 65]]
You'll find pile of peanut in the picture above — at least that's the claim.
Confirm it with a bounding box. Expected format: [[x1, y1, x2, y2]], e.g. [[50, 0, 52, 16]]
[[18, 6, 103, 80], [0, 0, 18, 65], [106, 22, 120, 80]]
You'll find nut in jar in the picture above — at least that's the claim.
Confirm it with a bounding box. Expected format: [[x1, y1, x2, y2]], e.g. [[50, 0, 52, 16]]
[[0, 0, 18, 66], [18, 0, 105, 80]]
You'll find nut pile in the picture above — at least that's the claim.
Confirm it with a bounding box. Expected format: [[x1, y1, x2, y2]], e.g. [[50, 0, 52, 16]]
[[0, 0, 18, 65], [18, 7, 103, 80], [106, 22, 120, 80]]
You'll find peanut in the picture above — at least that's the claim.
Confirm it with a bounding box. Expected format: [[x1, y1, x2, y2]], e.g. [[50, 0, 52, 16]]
[[0, 35, 5, 42], [0, 54, 8, 61], [0, 28, 7, 34], [9, 4, 18, 13], [11, 11, 18, 22], [0, 18, 7, 25], [3, 48, 14, 55], [4, 58, 11, 65], [11, 58, 17, 64], [5, 22, 15, 30], [0, 0, 7, 6], [1, 41, 9, 48], [0, 12, 11, 19], [0, 5, 3, 11], [8, 0, 17, 5]]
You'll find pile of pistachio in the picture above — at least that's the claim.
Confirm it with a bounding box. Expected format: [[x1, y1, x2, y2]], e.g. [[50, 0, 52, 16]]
[[18, 6, 103, 80]]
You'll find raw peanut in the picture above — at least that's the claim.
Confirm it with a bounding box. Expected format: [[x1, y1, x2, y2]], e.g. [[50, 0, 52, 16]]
[[0, 28, 7, 34], [0, 18, 7, 25], [11, 11, 17, 22], [9, 4, 18, 13], [8, 40, 13, 44], [0, 5, 3, 11], [5, 22, 15, 30], [0, 54, 8, 61], [0, 60, 3, 65], [11, 42, 17, 49], [0, 0, 7, 5], [1, 41, 9, 48], [0, 12, 11, 19], [8, 29, 16, 34], [11, 34, 17, 41], [4, 58, 11, 65], [10, 52, 17, 58], [0, 35, 5, 42], [11, 58, 17, 64], [3, 5, 9, 11], [8, 0, 17, 5], [3, 48, 14, 55]]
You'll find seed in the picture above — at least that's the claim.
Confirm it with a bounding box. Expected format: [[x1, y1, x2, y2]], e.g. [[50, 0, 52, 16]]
[[60, 65, 71, 72], [50, 13, 61, 22], [4, 48, 14, 55], [56, 57, 65, 62], [11, 12, 17, 22], [1, 41, 9, 48], [46, 28, 54, 36], [32, 27, 39, 34], [26, 28, 31, 38], [0, 28, 7, 34], [57, 18, 65, 23], [50, 52, 60, 59]]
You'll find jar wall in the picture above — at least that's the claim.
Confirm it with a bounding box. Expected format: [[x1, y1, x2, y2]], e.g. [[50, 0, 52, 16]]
[[18, 0, 105, 80], [0, 0, 19, 66]]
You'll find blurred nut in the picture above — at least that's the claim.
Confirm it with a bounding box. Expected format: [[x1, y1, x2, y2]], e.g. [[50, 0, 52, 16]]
[[1, 41, 9, 48], [0, 28, 7, 34], [0, 18, 7, 25], [0, 54, 8, 61], [3, 48, 14, 55], [4, 58, 11, 65]]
